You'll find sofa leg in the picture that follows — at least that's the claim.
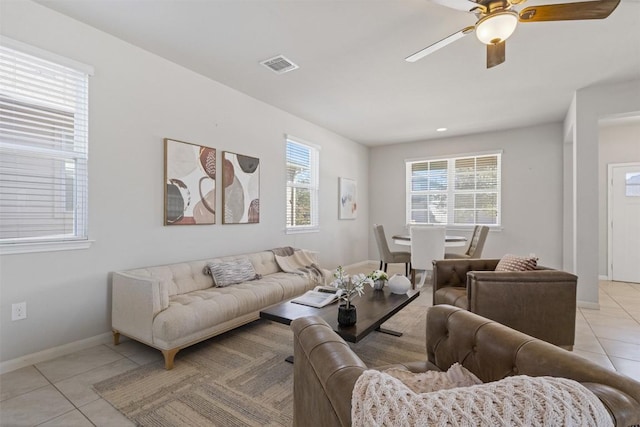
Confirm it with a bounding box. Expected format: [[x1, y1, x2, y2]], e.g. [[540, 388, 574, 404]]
[[112, 330, 120, 346], [162, 348, 180, 370]]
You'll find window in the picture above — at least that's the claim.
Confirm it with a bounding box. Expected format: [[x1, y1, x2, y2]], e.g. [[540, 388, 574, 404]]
[[626, 173, 640, 197], [286, 136, 319, 232], [406, 152, 501, 227], [0, 39, 92, 253]]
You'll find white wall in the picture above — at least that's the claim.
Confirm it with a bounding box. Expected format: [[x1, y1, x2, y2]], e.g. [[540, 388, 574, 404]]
[[562, 139, 574, 274], [564, 79, 640, 305], [0, 0, 370, 364], [369, 123, 565, 268], [598, 121, 640, 276]]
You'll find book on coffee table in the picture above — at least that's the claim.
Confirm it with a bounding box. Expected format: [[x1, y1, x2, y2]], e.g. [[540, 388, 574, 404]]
[[292, 286, 343, 308]]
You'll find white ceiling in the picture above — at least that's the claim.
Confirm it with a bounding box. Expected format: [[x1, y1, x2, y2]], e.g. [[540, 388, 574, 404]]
[[34, 0, 640, 146]]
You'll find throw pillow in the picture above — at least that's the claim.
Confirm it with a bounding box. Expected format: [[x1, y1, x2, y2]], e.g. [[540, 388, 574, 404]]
[[383, 362, 482, 393], [495, 254, 538, 272], [205, 258, 260, 287]]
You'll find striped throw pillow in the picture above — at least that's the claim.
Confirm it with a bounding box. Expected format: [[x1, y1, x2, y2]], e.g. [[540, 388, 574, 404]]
[[495, 254, 538, 272], [206, 258, 260, 287]]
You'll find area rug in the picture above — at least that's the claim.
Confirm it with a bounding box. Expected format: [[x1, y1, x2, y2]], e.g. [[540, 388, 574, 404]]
[[93, 292, 431, 426]]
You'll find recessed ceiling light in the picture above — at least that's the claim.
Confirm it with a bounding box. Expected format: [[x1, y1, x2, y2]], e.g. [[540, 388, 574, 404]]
[[436, 127, 447, 132]]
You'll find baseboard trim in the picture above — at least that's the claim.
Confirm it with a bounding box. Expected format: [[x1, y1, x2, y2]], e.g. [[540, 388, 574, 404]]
[[0, 331, 113, 374], [598, 275, 609, 281], [341, 260, 413, 273], [577, 300, 600, 310], [336, 260, 376, 270]]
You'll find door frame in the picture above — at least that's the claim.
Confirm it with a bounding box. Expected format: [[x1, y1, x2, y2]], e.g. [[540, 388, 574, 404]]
[[607, 162, 640, 280]]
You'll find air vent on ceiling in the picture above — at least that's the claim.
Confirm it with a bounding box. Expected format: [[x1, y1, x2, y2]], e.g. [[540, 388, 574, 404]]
[[260, 55, 299, 74]]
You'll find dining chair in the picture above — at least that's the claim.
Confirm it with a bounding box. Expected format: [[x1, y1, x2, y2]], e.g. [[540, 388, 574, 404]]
[[444, 225, 489, 259], [410, 226, 446, 289], [373, 224, 411, 276]]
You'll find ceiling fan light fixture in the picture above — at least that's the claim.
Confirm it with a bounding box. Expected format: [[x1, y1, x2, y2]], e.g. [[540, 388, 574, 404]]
[[475, 11, 519, 45]]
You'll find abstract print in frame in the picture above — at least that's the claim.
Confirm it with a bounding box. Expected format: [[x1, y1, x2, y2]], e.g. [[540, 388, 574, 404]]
[[222, 151, 260, 224], [164, 138, 216, 225], [339, 177, 357, 219]]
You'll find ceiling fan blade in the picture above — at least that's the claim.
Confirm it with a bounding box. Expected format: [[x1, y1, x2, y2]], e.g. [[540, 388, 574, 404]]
[[405, 26, 475, 63], [430, 0, 482, 12], [519, 0, 620, 22], [487, 41, 506, 68]]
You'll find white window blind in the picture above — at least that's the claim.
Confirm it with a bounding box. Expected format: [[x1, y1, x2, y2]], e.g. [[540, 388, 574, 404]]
[[0, 42, 90, 247], [408, 159, 448, 224], [406, 152, 501, 226], [286, 136, 319, 232]]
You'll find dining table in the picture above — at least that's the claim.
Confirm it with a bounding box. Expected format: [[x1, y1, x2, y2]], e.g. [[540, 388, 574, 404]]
[[392, 234, 467, 247]]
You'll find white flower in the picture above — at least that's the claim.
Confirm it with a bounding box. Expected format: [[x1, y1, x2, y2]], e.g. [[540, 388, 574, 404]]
[[368, 270, 388, 281], [330, 266, 372, 308]]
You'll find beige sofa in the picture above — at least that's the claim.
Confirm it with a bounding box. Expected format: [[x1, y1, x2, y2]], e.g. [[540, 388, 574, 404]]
[[112, 249, 319, 369], [291, 305, 640, 427]]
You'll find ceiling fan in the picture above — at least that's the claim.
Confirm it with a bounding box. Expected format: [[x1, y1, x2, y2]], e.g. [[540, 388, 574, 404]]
[[406, 0, 620, 68]]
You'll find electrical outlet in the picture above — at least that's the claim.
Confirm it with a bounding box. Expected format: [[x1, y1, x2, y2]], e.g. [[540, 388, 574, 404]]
[[11, 302, 27, 321]]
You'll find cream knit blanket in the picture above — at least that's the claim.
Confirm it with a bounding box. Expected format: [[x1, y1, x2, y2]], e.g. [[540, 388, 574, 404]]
[[352, 371, 613, 427], [271, 247, 325, 285]]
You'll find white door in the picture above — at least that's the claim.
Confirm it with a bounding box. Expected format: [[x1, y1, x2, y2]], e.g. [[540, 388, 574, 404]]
[[610, 163, 640, 283]]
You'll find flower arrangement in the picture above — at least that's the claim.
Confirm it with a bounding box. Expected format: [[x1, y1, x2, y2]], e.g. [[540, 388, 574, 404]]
[[330, 266, 373, 309], [367, 270, 389, 290], [368, 270, 389, 282]]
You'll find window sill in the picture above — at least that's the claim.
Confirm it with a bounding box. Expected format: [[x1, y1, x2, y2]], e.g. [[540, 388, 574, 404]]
[[406, 224, 503, 232], [285, 227, 320, 235], [0, 239, 94, 255], [446, 225, 503, 232]]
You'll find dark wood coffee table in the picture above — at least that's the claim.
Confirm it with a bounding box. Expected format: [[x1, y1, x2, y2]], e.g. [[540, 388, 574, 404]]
[[260, 286, 420, 345]]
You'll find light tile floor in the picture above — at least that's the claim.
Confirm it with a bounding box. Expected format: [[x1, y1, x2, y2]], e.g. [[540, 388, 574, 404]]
[[1, 265, 639, 426]]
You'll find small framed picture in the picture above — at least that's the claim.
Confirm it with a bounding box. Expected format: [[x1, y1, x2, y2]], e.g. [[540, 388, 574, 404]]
[[339, 177, 357, 220]]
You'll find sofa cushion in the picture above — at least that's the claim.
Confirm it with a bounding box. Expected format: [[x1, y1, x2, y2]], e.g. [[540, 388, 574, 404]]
[[207, 258, 260, 287], [122, 250, 282, 297], [127, 261, 214, 296], [434, 287, 468, 309], [248, 251, 282, 276], [152, 272, 314, 346], [495, 254, 538, 272]]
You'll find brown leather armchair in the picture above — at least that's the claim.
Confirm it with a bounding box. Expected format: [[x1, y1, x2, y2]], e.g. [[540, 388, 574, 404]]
[[291, 306, 640, 427], [432, 258, 577, 348]]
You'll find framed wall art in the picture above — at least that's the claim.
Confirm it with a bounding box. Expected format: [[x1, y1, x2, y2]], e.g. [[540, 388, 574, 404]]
[[164, 138, 216, 225], [222, 151, 260, 224], [339, 177, 357, 219]]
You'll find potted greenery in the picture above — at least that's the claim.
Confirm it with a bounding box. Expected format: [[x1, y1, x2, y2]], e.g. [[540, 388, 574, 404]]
[[330, 266, 373, 326]]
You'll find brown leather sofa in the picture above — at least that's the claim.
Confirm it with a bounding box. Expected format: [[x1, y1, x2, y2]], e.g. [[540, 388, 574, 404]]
[[432, 258, 577, 348], [291, 305, 640, 427]]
